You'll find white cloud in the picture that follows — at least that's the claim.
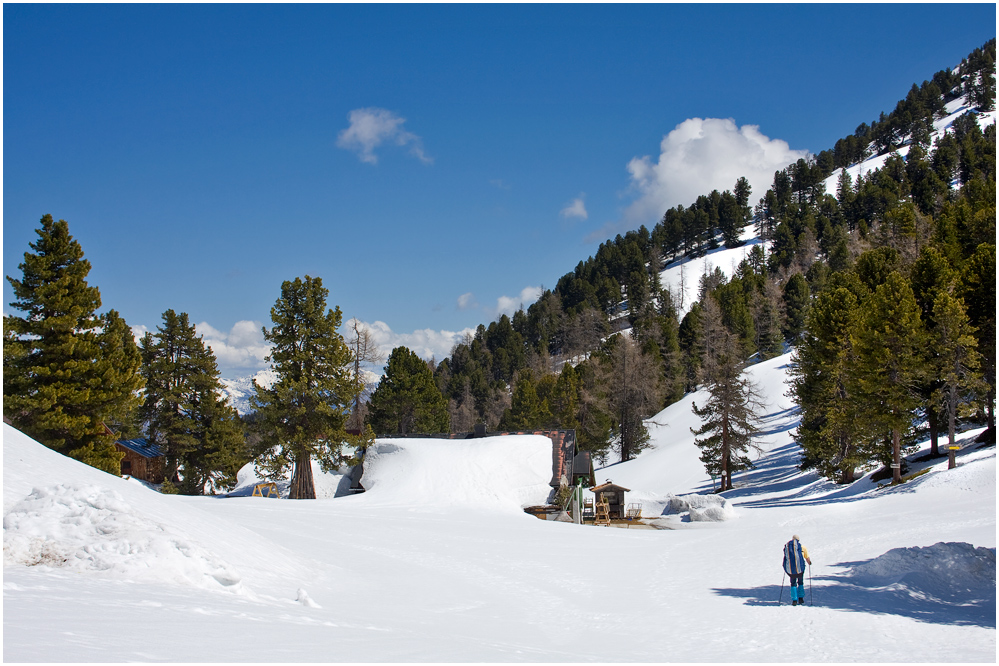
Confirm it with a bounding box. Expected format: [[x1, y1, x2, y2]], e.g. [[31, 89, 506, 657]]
[[130, 324, 150, 342], [456, 292, 478, 311], [560, 194, 588, 221], [623, 117, 808, 225], [356, 319, 476, 367], [496, 286, 543, 318], [336, 107, 432, 165], [196, 320, 272, 376]]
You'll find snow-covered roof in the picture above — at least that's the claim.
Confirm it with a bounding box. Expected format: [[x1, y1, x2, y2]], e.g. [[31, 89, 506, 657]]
[[115, 437, 166, 459]]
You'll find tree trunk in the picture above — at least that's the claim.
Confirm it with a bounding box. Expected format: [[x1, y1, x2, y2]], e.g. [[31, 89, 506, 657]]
[[289, 450, 316, 500], [947, 386, 957, 451], [892, 430, 902, 484], [928, 408, 940, 457]]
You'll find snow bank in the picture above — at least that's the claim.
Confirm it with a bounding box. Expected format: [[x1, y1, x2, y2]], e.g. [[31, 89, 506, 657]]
[[847, 542, 996, 602], [3, 483, 250, 595], [667, 492, 737, 521], [356, 435, 553, 513]]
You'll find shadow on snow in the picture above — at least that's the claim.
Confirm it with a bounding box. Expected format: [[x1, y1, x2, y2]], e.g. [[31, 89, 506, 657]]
[[713, 566, 996, 629]]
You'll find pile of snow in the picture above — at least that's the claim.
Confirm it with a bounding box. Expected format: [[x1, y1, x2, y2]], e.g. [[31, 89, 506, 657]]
[[666, 492, 737, 522], [847, 541, 996, 602], [3, 483, 249, 595], [355, 435, 553, 513]]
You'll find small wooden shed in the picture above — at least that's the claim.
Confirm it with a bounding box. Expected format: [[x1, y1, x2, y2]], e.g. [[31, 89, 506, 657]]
[[590, 481, 630, 520], [115, 438, 166, 484]]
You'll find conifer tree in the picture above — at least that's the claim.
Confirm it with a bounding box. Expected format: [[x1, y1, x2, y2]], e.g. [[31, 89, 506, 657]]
[[252, 276, 369, 499], [910, 245, 957, 455], [499, 369, 551, 430], [691, 298, 764, 491], [851, 272, 923, 484], [790, 287, 869, 483], [958, 244, 996, 439], [139, 309, 246, 493], [594, 335, 663, 462], [930, 291, 983, 451], [368, 346, 450, 434], [782, 273, 811, 343], [4, 215, 143, 474]]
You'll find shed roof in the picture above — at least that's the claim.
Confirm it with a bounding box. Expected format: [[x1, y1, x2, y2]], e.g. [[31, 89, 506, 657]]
[[590, 481, 631, 493], [115, 438, 166, 459]]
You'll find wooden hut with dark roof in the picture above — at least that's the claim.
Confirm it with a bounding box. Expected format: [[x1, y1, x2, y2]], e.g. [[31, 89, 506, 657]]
[[589, 481, 630, 520], [114, 438, 166, 484]]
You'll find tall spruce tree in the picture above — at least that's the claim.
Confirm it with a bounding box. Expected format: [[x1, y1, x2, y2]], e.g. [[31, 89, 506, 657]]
[[691, 298, 764, 491], [930, 291, 983, 451], [958, 244, 996, 440], [790, 286, 869, 483], [910, 245, 957, 455], [139, 309, 246, 494], [368, 346, 450, 434], [4, 215, 143, 474], [851, 272, 923, 484], [252, 276, 370, 499]]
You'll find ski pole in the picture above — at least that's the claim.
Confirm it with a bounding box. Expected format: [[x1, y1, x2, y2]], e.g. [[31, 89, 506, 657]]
[[778, 571, 785, 606], [808, 563, 813, 606]]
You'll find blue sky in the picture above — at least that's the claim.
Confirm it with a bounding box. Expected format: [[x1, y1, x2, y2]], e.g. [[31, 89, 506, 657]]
[[4, 4, 996, 377]]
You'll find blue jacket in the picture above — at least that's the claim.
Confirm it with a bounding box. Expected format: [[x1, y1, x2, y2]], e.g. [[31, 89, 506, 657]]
[[783, 539, 808, 575]]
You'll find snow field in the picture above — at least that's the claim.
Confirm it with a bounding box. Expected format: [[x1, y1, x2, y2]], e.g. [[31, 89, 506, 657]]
[[3, 348, 996, 661]]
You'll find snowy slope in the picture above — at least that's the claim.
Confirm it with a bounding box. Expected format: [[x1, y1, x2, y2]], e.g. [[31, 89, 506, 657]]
[[822, 96, 998, 195], [4, 383, 995, 662]]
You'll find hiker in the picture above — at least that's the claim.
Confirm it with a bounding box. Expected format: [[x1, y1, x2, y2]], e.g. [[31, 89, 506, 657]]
[[783, 534, 811, 606]]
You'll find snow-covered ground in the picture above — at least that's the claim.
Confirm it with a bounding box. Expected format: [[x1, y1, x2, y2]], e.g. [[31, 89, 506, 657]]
[[4, 350, 995, 662]]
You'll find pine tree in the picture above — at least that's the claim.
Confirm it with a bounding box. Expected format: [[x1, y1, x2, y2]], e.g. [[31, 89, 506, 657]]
[[910, 245, 957, 455], [789, 287, 869, 483], [139, 309, 246, 494], [930, 291, 983, 451], [4, 215, 143, 474], [851, 272, 923, 484], [957, 244, 996, 439], [782, 273, 810, 343], [252, 276, 369, 499], [368, 346, 450, 434], [691, 298, 764, 491], [499, 369, 551, 430]]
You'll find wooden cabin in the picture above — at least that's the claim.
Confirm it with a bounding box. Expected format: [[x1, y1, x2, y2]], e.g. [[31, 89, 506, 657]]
[[589, 481, 630, 520], [115, 438, 166, 484]]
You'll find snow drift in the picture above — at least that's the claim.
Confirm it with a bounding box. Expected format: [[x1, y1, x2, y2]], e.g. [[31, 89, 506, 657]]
[[3, 483, 248, 595], [847, 541, 996, 603], [355, 435, 554, 513], [667, 492, 738, 521]]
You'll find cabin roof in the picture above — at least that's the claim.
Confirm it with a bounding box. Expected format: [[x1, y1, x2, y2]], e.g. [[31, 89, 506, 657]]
[[590, 481, 630, 493], [115, 438, 166, 459]]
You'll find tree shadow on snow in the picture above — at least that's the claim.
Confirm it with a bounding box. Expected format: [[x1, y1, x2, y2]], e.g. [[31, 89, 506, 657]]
[[713, 572, 996, 628]]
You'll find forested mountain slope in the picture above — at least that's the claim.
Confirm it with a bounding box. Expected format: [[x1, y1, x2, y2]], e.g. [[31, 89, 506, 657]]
[[418, 39, 995, 488]]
